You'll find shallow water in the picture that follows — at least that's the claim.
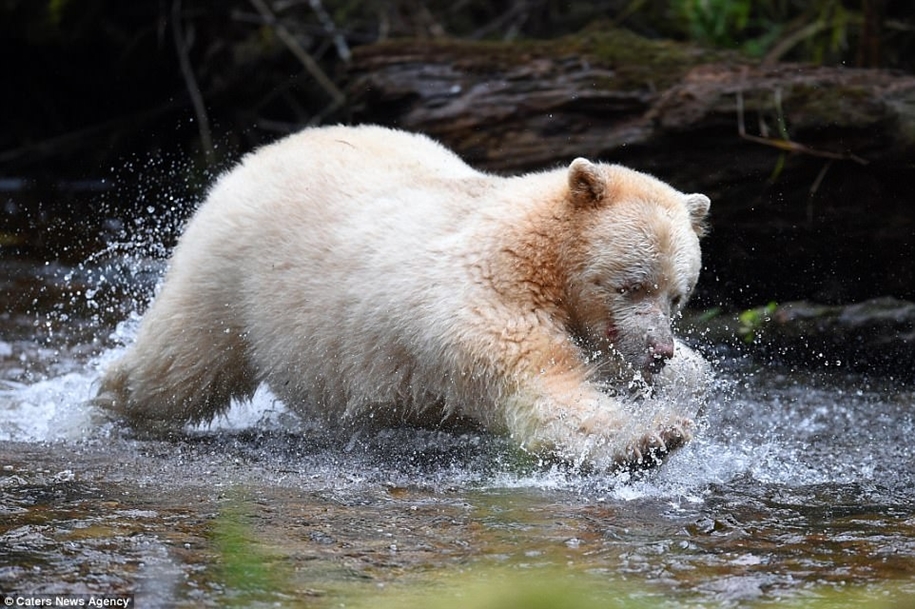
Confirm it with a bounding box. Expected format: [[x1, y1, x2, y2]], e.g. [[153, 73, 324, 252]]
[[1, 253, 914, 608]]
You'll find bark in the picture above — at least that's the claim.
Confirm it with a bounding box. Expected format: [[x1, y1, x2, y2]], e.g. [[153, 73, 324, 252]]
[[347, 31, 915, 173]]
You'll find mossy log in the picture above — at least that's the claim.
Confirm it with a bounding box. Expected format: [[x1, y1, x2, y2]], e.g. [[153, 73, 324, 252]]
[[347, 29, 731, 172], [347, 30, 915, 173], [346, 30, 915, 308]]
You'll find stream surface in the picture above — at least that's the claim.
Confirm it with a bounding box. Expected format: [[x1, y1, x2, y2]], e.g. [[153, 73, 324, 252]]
[[1, 251, 914, 608]]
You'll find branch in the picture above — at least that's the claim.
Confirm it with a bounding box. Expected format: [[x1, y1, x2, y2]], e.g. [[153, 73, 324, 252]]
[[736, 87, 869, 165], [171, 0, 215, 164], [248, 0, 346, 112], [307, 0, 350, 62]]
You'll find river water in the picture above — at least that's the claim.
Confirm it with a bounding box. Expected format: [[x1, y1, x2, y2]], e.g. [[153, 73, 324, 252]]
[[1, 247, 914, 608]]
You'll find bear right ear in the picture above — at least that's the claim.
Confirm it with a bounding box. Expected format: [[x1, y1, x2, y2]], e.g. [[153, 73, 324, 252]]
[[683, 193, 711, 237], [568, 158, 606, 208]]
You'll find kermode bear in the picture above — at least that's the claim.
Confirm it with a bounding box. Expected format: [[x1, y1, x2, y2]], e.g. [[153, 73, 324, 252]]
[[98, 125, 711, 470]]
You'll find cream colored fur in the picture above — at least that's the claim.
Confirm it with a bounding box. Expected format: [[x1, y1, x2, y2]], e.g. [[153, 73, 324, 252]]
[[97, 124, 711, 470]]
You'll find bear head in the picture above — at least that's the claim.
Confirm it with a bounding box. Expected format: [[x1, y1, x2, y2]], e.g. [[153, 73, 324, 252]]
[[562, 158, 710, 379]]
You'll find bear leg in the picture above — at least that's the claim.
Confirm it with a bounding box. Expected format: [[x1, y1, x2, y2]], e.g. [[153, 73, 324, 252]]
[[95, 282, 258, 431], [502, 377, 693, 471]]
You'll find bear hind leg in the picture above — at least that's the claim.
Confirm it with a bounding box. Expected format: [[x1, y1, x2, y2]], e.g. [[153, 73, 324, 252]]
[[95, 324, 259, 433]]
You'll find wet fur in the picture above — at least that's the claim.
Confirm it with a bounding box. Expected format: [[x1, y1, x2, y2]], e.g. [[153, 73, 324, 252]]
[[97, 125, 710, 470]]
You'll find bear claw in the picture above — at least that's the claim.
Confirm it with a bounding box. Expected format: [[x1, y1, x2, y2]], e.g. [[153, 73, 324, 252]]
[[624, 418, 694, 470]]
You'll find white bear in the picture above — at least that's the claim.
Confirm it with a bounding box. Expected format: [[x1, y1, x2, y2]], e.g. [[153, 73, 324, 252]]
[[97, 124, 711, 470]]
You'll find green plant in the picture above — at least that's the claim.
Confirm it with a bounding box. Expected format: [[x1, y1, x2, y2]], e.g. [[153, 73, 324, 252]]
[[210, 494, 291, 604], [738, 301, 778, 344], [674, 0, 752, 48], [672, 0, 861, 64], [48, 0, 70, 25]]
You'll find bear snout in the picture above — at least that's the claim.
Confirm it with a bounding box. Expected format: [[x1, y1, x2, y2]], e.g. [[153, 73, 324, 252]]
[[646, 335, 675, 373]]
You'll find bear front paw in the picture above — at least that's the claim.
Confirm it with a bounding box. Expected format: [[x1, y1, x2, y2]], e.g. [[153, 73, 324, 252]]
[[622, 417, 694, 470]]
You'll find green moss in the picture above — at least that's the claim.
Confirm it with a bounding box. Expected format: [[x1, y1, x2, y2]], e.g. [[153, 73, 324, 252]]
[[355, 26, 738, 92]]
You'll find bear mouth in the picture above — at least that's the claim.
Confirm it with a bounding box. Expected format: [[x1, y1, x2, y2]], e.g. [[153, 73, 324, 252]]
[[644, 354, 668, 375], [604, 323, 669, 376]]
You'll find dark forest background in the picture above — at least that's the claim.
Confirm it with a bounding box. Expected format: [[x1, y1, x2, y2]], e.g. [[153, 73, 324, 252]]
[[4, 1, 912, 178]]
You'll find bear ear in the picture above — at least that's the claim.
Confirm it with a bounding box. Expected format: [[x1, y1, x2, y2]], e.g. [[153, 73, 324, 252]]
[[568, 158, 606, 208], [683, 193, 711, 237]]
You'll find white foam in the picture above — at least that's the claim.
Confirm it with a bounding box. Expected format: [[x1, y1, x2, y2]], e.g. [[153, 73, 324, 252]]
[[0, 351, 290, 443], [190, 386, 294, 433], [0, 371, 100, 442], [0, 340, 805, 497]]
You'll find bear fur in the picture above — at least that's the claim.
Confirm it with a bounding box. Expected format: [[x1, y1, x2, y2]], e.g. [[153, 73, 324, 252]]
[[97, 124, 711, 470]]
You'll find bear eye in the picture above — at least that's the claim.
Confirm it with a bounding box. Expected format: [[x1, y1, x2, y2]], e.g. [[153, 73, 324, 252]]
[[671, 295, 683, 309], [617, 283, 643, 296]]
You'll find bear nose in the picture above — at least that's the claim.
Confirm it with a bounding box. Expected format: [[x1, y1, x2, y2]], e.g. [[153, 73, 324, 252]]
[[648, 337, 675, 369]]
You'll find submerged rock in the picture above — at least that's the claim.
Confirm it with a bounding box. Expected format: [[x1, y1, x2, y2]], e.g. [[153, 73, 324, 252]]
[[685, 297, 915, 375], [766, 298, 915, 372]]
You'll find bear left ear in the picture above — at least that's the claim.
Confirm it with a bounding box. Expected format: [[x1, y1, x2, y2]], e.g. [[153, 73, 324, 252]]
[[683, 193, 711, 237], [568, 158, 606, 208]]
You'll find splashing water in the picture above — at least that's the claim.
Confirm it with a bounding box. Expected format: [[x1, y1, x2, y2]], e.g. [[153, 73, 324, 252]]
[[2, 240, 912, 497]]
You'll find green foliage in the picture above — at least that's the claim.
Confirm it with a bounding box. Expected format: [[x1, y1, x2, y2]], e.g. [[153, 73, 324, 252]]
[[738, 301, 778, 344], [47, 0, 70, 26], [674, 0, 751, 48], [672, 0, 860, 63], [693, 306, 722, 323]]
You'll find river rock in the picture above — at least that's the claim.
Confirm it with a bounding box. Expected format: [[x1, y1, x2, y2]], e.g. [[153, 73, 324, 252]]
[[687, 297, 915, 375]]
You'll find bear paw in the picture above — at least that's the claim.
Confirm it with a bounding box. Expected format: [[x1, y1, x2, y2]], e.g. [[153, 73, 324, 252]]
[[621, 417, 694, 471]]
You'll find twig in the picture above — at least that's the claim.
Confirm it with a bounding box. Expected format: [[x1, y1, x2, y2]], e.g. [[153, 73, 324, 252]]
[[307, 0, 351, 62], [807, 160, 833, 223], [736, 76, 867, 224], [415, 2, 446, 38], [612, 0, 649, 28], [736, 87, 868, 165], [249, 0, 345, 113], [470, 0, 538, 41], [171, 0, 215, 164], [762, 20, 828, 67]]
